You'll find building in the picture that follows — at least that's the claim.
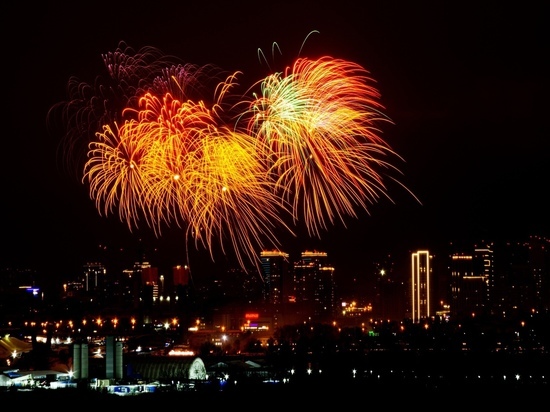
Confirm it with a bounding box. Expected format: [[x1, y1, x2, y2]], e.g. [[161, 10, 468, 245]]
[[260, 250, 290, 328], [293, 251, 335, 323], [83, 262, 106, 293], [493, 236, 550, 317], [474, 242, 494, 312], [411, 250, 432, 323], [449, 251, 487, 319], [260, 250, 289, 306]]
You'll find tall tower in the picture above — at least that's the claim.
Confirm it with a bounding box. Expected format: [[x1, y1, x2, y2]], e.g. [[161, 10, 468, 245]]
[[474, 241, 494, 311], [450, 252, 486, 318], [260, 250, 290, 306], [411, 250, 432, 323], [293, 250, 335, 323], [83, 262, 106, 292], [139, 262, 159, 310], [260, 250, 290, 328]]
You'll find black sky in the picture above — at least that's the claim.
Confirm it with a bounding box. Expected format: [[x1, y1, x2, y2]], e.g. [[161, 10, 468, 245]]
[[3, 1, 548, 286]]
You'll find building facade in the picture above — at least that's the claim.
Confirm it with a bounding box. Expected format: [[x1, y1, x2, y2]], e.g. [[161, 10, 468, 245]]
[[293, 251, 335, 323], [411, 250, 432, 323]]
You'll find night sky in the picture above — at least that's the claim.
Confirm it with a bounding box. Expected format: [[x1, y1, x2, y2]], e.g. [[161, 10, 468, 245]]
[[3, 1, 548, 288]]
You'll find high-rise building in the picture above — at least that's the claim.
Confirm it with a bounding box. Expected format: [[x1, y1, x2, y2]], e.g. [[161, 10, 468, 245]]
[[449, 252, 487, 318], [83, 262, 106, 292], [493, 236, 549, 316], [260, 250, 290, 304], [474, 241, 494, 310], [130, 261, 157, 311], [293, 250, 335, 323], [141, 265, 158, 286], [173, 264, 190, 287], [526, 235, 550, 311], [411, 250, 432, 323], [260, 250, 290, 328]]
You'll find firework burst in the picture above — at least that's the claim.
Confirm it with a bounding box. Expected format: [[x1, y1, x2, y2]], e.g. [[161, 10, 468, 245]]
[[242, 56, 406, 237], [52, 39, 417, 273]]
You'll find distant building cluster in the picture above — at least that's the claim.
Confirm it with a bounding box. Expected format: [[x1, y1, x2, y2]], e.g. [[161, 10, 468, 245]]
[[0, 235, 549, 333], [410, 236, 550, 323]]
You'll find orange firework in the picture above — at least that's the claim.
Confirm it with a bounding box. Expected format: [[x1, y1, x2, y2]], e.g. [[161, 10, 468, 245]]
[[54, 41, 417, 273], [242, 56, 408, 237], [84, 72, 294, 270], [184, 128, 293, 269], [48, 41, 219, 181], [84, 121, 151, 232]]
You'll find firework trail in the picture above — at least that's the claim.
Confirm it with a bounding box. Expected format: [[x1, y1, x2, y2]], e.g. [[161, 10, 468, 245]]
[[47, 41, 225, 180], [241, 56, 409, 237], [83, 72, 293, 271], [50, 39, 416, 273]]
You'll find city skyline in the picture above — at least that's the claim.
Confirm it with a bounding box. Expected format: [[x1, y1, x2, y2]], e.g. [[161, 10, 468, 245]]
[[3, 234, 546, 324], [3, 2, 548, 285]]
